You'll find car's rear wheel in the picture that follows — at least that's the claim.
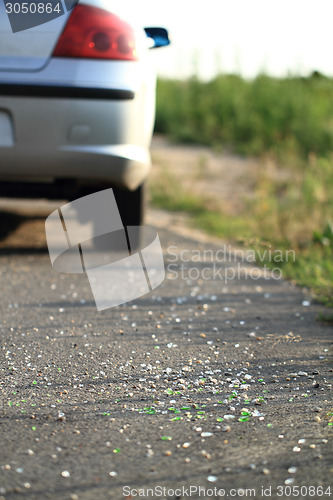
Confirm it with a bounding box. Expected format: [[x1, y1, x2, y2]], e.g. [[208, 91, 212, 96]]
[[112, 184, 145, 227], [77, 183, 145, 228]]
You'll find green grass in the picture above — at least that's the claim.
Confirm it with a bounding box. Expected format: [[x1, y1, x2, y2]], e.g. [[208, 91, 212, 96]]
[[155, 73, 333, 160]]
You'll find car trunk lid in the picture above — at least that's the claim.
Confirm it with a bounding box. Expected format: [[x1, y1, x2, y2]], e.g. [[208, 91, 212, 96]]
[[0, 1, 71, 71]]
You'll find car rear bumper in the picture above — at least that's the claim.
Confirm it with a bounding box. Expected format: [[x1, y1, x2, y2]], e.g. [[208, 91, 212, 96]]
[[0, 58, 156, 190], [0, 143, 151, 190], [0, 82, 135, 100], [0, 96, 154, 190]]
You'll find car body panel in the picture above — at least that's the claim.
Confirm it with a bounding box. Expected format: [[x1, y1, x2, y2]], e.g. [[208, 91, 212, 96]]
[[0, 58, 152, 90], [0, 0, 70, 70]]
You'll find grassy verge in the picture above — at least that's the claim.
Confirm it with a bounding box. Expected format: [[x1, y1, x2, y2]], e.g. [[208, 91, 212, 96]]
[[152, 74, 333, 310], [149, 155, 333, 310]]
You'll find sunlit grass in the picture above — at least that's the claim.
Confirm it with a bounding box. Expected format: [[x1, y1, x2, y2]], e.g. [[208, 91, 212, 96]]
[[155, 73, 333, 159]]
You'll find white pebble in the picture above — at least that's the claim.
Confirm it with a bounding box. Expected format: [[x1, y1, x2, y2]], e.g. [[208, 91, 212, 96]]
[[207, 475, 218, 482]]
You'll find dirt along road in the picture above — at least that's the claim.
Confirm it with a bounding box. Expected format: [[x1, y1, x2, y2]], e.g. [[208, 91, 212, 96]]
[[0, 141, 332, 499], [149, 134, 277, 216]]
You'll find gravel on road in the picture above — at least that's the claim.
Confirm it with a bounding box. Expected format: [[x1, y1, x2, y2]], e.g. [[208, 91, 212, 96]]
[[0, 202, 332, 500]]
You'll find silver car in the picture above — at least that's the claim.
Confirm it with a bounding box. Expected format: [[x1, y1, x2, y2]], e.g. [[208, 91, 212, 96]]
[[0, 0, 169, 224]]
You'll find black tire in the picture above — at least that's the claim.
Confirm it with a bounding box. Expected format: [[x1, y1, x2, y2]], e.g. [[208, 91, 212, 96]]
[[75, 184, 145, 253], [77, 183, 145, 227], [112, 184, 145, 227]]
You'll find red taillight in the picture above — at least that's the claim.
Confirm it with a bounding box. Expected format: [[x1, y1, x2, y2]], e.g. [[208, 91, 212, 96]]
[[53, 4, 138, 60]]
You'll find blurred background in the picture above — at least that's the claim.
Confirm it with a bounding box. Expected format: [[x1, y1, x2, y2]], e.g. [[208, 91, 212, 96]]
[[134, 0, 333, 308], [130, 0, 333, 80]]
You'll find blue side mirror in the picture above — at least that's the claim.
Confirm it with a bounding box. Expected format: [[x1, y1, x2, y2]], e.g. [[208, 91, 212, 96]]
[[144, 27, 170, 49]]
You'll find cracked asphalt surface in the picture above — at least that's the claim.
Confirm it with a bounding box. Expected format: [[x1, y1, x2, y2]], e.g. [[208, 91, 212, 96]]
[[0, 200, 332, 500]]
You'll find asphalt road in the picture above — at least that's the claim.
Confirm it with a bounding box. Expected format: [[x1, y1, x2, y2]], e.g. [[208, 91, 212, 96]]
[[0, 200, 332, 500]]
